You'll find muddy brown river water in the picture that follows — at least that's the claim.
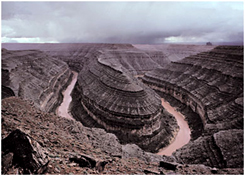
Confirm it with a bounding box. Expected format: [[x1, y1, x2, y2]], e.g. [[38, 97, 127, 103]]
[[57, 72, 191, 155], [57, 72, 78, 120], [157, 98, 191, 156]]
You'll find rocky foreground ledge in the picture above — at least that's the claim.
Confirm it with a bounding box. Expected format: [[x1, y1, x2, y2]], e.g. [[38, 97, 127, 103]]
[[2, 97, 243, 174]]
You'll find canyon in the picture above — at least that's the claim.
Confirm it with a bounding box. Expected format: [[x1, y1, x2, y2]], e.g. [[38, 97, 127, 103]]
[[1, 43, 243, 174], [142, 46, 243, 168], [2, 48, 73, 112]]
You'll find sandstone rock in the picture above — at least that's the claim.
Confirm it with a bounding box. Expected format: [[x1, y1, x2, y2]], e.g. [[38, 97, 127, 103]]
[[2, 86, 15, 99], [3, 92, 242, 175], [2, 43, 170, 74], [122, 144, 146, 160], [143, 169, 162, 175], [2, 43, 243, 173], [69, 153, 108, 172], [1, 49, 73, 113], [68, 45, 178, 152], [142, 46, 243, 169], [69, 155, 92, 167], [122, 144, 175, 163], [143, 46, 243, 127], [2, 152, 14, 174], [96, 160, 109, 172], [134, 44, 215, 62], [173, 129, 243, 169], [2, 129, 49, 174], [213, 129, 243, 168], [211, 168, 218, 174], [159, 161, 178, 170], [2, 43, 179, 152]]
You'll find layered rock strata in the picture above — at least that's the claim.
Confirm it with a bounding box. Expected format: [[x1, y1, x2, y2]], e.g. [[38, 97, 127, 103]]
[[97, 49, 169, 75], [70, 50, 178, 152], [3, 96, 243, 174], [173, 129, 243, 168], [2, 44, 177, 152], [2, 49, 73, 112], [142, 46, 243, 168], [1, 43, 243, 173], [2, 43, 170, 75], [134, 44, 215, 61]]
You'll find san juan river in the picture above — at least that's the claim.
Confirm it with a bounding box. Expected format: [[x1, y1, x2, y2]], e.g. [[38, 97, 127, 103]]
[[157, 98, 191, 156], [57, 72, 78, 120], [57, 72, 191, 156]]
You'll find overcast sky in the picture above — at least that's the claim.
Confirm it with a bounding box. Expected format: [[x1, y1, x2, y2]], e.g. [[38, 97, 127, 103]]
[[2, 1, 244, 44]]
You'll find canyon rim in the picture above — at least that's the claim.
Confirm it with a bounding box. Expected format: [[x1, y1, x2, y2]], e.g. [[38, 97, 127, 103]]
[[1, 1, 244, 175]]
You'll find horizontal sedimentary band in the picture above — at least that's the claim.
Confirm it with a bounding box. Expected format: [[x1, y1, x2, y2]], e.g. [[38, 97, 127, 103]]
[[2, 49, 73, 113], [141, 46, 243, 167], [69, 44, 179, 152]]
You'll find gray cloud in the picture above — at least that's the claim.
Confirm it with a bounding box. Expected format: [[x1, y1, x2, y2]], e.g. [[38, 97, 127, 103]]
[[2, 1, 244, 44]]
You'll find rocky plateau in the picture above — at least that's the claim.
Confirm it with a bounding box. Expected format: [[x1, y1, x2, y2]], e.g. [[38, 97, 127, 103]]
[[1, 43, 243, 174]]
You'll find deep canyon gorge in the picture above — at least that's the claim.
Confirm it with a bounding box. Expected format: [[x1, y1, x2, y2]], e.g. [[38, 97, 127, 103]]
[[1, 43, 243, 174]]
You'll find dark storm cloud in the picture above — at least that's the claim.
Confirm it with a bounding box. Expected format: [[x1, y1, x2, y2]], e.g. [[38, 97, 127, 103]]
[[2, 1, 244, 43]]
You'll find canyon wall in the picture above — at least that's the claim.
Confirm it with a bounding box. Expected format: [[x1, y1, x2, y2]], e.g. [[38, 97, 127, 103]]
[[2, 43, 181, 152], [2, 43, 242, 169], [69, 45, 179, 152], [4, 96, 243, 174], [1, 43, 181, 74], [2, 48, 73, 112], [142, 46, 243, 168], [134, 44, 215, 61]]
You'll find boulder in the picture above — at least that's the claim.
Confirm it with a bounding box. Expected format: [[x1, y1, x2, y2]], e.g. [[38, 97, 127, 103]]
[[69, 153, 109, 172], [2, 129, 49, 174], [2, 152, 14, 174], [159, 161, 178, 170]]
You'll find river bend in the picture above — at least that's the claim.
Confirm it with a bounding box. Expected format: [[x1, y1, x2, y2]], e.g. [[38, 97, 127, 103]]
[[157, 98, 191, 156], [57, 72, 191, 155]]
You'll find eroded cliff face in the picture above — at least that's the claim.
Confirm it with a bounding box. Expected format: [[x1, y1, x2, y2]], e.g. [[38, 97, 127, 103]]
[[173, 129, 243, 168], [1, 48, 73, 112], [134, 44, 215, 61], [2, 43, 170, 75], [142, 46, 243, 168], [2, 43, 179, 152], [2, 43, 243, 171], [70, 46, 178, 153]]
